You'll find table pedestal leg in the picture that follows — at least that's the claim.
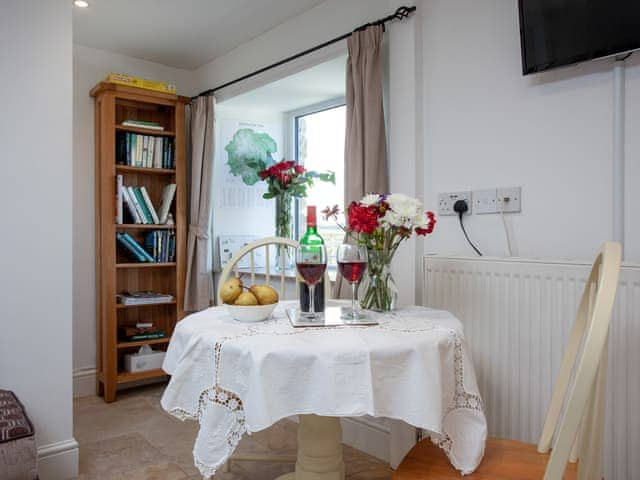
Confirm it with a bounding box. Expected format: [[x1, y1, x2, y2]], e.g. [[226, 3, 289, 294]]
[[276, 415, 345, 480]]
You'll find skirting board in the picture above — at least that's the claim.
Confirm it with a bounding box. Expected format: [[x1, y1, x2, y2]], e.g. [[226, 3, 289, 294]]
[[341, 417, 391, 463], [37, 438, 79, 480], [73, 367, 167, 398]]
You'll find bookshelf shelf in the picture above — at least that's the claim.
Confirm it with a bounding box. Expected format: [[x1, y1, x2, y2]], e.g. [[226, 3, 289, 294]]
[[115, 125, 176, 136], [116, 262, 176, 269], [116, 301, 177, 309], [93, 81, 188, 402], [116, 224, 176, 230], [115, 165, 175, 175], [117, 337, 171, 349], [116, 369, 168, 384]]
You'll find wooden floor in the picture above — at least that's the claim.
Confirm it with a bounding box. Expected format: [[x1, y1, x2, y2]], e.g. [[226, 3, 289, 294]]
[[74, 384, 392, 479]]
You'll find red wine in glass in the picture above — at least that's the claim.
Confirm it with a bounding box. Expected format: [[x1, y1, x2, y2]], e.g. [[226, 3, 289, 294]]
[[338, 261, 367, 283], [296, 262, 327, 286]]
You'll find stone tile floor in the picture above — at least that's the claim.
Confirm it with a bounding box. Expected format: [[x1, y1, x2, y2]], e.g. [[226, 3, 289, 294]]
[[74, 384, 392, 479]]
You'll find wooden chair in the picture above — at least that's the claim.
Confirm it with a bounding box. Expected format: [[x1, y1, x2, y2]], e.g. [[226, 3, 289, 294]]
[[216, 236, 331, 473], [216, 236, 331, 305], [394, 241, 622, 480]]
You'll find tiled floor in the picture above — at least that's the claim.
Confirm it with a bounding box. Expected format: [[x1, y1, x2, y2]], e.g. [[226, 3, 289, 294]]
[[74, 384, 392, 479]]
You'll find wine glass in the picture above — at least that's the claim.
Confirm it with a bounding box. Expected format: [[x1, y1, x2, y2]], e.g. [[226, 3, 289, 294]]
[[295, 242, 327, 319], [337, 244, 368, 320]]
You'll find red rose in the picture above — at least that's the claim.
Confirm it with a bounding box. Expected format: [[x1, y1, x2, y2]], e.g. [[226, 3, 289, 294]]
[[294, 165, 305, 174], [259, 169, 270, 180]]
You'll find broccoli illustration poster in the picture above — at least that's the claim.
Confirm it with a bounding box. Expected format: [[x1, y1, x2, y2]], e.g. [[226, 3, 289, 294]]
[[216, 119, 282, 209]]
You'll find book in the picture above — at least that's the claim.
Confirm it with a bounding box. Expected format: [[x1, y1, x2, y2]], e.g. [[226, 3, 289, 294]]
[[121, 233, 155, 262], [121, 185, 141, 223], [119, 330, 167, 342], [116, 233, 148, 262], [106, 73, 177, 94], [122, 120, 165, 131], [153, 137, 163, 168], [132, 187, 153, 224], [117, 291, 174, 305], [136, 322, 153, 329], [127, 186, 150, 224], [158, 184, 176, 224], [139, 186, 160, 224], [116, 174, 124, 224], [116, 133, 127, 165]]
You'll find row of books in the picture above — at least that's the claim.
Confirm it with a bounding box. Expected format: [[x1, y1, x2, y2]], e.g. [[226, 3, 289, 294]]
[[116, 175, 176, 225], [118, 322, 167, 342], [116, 231, 176, 263], [116, 131, 175, 169]]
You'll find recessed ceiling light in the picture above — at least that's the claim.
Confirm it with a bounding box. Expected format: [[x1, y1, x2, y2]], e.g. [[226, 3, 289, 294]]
[[74, 0, 89, 7]]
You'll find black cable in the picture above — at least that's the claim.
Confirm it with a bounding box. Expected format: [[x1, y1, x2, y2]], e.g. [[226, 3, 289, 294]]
[[458, 214, 483, 256], [452, 200, 482, 256]]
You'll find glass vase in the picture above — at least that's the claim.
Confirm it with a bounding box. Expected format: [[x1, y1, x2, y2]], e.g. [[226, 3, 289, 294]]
[[360, 249, 398, 312], [274, 193, 293, 270]]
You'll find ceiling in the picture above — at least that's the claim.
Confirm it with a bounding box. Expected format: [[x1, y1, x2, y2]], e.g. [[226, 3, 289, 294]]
[[72, 0, 326, 70], [221, 54, 346, 113]]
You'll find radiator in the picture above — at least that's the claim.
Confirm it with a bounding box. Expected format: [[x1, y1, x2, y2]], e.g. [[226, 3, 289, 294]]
[[423, 255, 640, 480]]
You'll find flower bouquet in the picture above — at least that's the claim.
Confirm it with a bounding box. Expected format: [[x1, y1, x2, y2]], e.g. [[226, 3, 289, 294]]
[[325, 193, 436, 311]]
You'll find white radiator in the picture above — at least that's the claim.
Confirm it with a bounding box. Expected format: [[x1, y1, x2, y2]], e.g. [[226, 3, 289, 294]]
[[423, 255, 640, 480]]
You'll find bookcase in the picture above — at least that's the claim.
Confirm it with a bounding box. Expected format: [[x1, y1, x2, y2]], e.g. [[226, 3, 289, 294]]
[[91, 82, 189, 402]]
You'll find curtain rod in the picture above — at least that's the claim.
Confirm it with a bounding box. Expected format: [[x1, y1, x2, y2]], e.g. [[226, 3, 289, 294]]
[[192, 5, 416, 100]]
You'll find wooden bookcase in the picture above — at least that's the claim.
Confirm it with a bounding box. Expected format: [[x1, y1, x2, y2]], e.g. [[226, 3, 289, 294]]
[[91, 82, 189, 402]]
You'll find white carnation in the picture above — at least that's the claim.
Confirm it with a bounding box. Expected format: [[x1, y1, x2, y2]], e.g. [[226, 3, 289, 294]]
[[360, 193, 381, 206], [412, 212, 428, 227], [387, 193, 423, 219], [381, 209, 404, 227]]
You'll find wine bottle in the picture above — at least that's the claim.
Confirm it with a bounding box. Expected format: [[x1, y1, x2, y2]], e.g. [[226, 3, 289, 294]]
[[299, 205, 325, 313]]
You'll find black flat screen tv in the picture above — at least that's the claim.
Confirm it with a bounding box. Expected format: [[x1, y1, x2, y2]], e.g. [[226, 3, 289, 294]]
[[518, 0, 640, 75]]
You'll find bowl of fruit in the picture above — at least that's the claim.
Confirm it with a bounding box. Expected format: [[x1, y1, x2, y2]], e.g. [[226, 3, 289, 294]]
[[220, 277, 279, 322]]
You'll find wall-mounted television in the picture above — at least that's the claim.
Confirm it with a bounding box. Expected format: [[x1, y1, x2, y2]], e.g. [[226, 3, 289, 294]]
[[518, 0, 640, 75]]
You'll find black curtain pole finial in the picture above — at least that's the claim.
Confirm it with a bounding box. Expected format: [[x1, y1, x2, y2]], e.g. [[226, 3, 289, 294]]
[[192, 5, 416, 100]]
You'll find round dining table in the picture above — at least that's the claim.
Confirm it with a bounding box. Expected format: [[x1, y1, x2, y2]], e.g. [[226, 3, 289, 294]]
[[161, 300, 487, 479]]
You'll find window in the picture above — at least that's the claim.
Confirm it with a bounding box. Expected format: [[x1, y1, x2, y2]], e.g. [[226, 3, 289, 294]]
[[290, 100, 345, 267]]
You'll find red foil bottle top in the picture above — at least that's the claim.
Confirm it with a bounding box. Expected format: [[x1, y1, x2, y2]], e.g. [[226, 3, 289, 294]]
[[307, 205, 317, 226]]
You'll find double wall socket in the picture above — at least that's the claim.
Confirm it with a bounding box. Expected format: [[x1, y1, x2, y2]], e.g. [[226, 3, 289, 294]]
[[473, 187, 522, 214], [438, 191, 471, 216]]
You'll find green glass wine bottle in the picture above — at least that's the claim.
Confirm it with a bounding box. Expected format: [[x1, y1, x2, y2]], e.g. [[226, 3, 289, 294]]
[[299, 205, 325, 312]]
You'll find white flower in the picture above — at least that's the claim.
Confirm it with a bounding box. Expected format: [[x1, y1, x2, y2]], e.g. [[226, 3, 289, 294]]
[[360, 193, 381, 206], [387, 193, 423, 219], [381, 209, 404, 227], [412, 211, 428, 228]]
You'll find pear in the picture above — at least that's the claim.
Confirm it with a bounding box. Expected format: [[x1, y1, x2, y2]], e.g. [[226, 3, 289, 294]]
[[234, 291, 259, 306], [249, 284, 279, 305], [221, 277, 243, 304]]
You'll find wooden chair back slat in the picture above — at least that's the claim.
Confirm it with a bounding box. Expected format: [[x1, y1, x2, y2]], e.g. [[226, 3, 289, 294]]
[[537, 241, 621, 480]]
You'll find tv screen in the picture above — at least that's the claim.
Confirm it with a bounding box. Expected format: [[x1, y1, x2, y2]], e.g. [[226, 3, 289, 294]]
[[518, 0, 640, 75]]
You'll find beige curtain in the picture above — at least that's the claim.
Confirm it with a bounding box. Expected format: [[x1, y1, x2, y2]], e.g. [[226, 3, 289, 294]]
[[335, 25, 389, 298], [184, 95, 215, 312]]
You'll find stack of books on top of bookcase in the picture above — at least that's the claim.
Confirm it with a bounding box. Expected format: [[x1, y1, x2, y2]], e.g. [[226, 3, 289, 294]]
[[116, 131, 175, 169], [116, 175, 176, 225]]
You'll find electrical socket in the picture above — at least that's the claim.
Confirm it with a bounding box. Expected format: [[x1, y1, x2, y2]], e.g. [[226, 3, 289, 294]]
[[473, 189, 498, 214], [438, 191, 471, 216], [497, 187, 521, 213]]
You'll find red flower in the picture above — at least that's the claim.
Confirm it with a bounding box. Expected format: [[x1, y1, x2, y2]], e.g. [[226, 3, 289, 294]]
[[348, 202, 380, 234], [294, 165, 305, 174], [416, 211, 436, 236], [259, 169, 270, 180]]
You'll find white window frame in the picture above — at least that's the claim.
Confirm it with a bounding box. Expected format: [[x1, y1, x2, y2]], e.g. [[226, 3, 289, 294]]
[[284, 96, 346, 239]]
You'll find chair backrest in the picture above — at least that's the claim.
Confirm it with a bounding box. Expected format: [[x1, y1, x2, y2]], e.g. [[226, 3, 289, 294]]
[[537, 241, 621, 480], [216, 236, 331, 305]]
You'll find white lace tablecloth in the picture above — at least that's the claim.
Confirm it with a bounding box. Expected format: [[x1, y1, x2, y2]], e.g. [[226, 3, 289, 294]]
[[161, 301, 487, 477]]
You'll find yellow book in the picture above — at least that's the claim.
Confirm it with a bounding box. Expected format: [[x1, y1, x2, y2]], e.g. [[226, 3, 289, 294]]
[[106, 73, 177, 94]]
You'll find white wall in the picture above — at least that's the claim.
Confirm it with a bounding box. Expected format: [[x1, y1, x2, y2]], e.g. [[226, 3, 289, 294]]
[[72, 44, 194, 395], [421, 0, 639, 263], [0, 1, 77, 478]]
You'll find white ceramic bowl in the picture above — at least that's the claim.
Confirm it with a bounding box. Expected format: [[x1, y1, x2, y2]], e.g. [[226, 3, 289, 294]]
[[224, 302, 278, 322]]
